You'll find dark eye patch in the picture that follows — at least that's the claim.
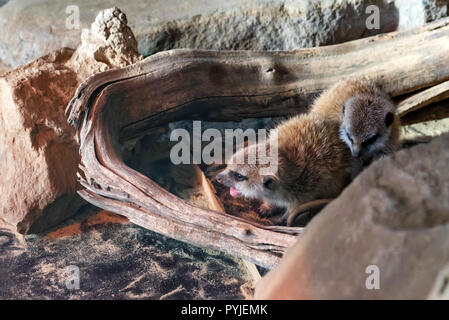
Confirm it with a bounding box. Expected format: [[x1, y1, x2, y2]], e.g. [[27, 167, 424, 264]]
[[385, 112, 394, 127], [231, 171, 247, 181], [362, 134, 379, 148], [346, 131, 353, 143]]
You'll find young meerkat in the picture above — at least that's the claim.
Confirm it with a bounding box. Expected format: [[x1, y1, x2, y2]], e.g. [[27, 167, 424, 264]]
[[216, 80, 399, 225], [216, 113, 352, 223], [310, 79, 401, 166]]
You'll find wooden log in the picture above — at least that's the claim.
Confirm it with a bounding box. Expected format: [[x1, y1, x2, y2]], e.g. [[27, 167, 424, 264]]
[[67, 18, 449, 269], [397, 79, 449, 117]]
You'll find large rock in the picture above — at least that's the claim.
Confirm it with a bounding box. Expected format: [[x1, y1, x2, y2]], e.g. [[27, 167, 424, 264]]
[[68, 6, 140, 78], [400, 100, 449, 141], [255, 132, 449, 299], [136, 0, 398, 56], [0, 7, 141, 233], [0, 218, 26, 259], [3, 0, 446, 68]]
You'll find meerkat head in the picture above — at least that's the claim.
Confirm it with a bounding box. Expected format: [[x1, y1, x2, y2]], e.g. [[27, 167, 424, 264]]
[[216, 142, 285, 205], [340, 92, 396, 159]]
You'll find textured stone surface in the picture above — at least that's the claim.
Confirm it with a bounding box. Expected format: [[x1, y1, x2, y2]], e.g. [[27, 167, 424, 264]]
[[255, 133, 449, 299], [395, 0, 448, 29], [0, 0, 430, 68], [67, 6, 141, 78], [0, 210, 250, 299], [0, 48, 83, 234], [401, 100, 449, 141], [136, 0, 398, 56], [1, 1, 447, 68], [402, 118, 449, 141], [0, 58, 10, 75], [0, 7, 141, 233], [423, 0, 449, 22]]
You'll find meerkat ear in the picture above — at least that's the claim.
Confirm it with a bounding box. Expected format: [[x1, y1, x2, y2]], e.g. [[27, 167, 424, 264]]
[[385, 112, 394, 127], [263, 175, 278, 190]]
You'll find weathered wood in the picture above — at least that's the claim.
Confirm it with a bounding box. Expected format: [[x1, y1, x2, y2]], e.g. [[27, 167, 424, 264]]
[[67, 18, 449, 269], [397, 80, 449, 117], [194, 165, 262, 284]]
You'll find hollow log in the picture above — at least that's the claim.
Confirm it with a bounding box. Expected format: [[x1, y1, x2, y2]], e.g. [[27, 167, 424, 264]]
[[67, 18, 449, 269]]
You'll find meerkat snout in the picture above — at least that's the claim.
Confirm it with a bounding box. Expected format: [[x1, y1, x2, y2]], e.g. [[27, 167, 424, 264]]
[[216, 169, 251, 197], [215, 142, 282, 201]]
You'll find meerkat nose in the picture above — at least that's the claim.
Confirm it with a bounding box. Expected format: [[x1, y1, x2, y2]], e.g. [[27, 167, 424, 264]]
[[352, 148, 360, 157]]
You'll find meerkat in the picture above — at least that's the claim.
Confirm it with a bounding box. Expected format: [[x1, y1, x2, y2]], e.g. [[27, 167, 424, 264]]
[[216, 113, 352, 224], [216, 80, 399, 225], [310, 79, 401, 168]]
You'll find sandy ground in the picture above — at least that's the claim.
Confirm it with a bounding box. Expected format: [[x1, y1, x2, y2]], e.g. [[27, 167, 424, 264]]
[[0, 209, 252, 299]]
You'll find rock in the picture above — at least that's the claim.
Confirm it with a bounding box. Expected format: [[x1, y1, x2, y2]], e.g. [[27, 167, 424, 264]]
[[67, 7, 141, 78], [1, 0, 438, 68], [254, 132, 449, 299], [2, 1, 448, 68], [137, 0, 398, 56], [0, 218, 26, 259], [423, 0, 449, 23], [0, 48, 83, 234], [0, 210, 251, 299], [395, 0, 448, 29], [400, 100, 449, 141], [402, 118, 449, 141], [0, 7, 141, 234], [0, 58, 10, 76]]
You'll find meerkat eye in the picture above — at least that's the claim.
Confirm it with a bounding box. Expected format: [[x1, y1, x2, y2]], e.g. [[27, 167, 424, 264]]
[[345, 130, 353, 144], [263, 177, 277, 190], [385, 112, 394, 127], [231, 171, 247, 181], [362, 134, 379, 148]]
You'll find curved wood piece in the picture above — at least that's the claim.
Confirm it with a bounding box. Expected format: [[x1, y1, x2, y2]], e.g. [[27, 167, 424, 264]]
[[67, 18, 449, 269], [397, 79, 449, 117]]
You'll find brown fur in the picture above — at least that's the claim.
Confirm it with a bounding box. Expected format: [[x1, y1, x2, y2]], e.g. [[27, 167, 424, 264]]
[[216, 113, 352, 222], [217, 80, 400, 224]]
